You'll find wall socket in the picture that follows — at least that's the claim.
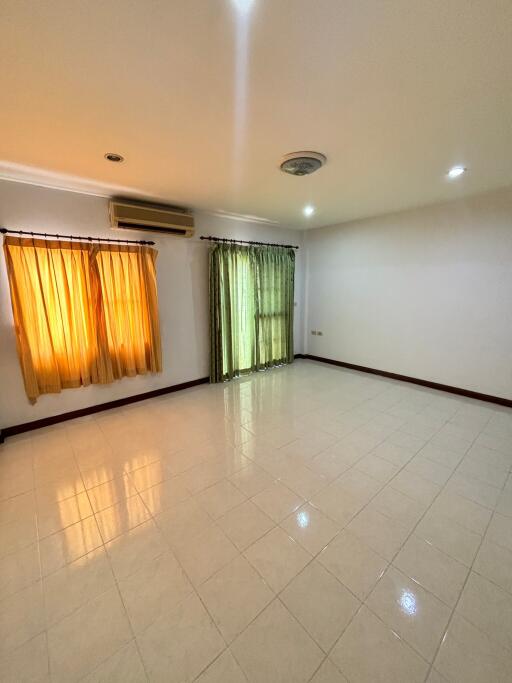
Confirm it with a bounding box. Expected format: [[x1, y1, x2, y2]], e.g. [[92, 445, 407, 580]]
[[311, 330, 323, 336]]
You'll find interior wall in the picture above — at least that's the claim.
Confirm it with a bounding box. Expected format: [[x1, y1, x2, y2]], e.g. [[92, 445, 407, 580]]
[[0, 179, 305, 428], [305, 186, 512, 400]]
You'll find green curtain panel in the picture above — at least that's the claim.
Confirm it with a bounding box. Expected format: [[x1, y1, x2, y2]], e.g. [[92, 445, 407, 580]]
[[209, 243, 295, 382]]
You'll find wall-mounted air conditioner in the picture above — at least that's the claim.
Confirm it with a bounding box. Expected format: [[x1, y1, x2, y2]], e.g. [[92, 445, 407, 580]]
[[109, 199, 194, 237]]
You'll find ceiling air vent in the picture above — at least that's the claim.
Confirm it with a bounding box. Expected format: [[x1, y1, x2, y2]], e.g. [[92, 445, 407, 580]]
[[109, 199, 194, 237], [280, 151, 326, 176]]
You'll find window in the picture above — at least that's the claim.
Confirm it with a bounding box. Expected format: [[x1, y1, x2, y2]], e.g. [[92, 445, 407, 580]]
[[3, 236, 161, 403]]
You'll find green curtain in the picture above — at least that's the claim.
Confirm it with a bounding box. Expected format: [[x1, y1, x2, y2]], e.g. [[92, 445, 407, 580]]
[[209, 243, 295, 382]]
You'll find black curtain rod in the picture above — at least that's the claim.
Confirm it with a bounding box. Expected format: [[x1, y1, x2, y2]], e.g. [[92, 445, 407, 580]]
[[200, 235, 299, 249], [0, 227, 155, 246]]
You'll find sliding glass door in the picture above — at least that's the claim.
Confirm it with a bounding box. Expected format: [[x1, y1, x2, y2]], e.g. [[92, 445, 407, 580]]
[[209, 244, 295, 382]]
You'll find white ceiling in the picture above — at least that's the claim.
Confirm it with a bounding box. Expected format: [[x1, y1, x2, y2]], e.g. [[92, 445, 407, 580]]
[[1, 0, 511, 229]]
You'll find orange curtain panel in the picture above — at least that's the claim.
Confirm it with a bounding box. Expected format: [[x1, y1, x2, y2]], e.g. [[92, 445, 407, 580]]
[[93, 244, 162, 379], [3, 236, 162, 403]]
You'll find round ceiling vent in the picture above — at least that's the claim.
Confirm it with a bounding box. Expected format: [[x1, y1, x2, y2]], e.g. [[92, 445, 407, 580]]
[[280, 151, 326, 176], [104, 152, 124, 163]]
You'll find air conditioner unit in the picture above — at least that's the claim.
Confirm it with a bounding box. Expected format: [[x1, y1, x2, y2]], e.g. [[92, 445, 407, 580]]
[[109, 199, 194, 237]]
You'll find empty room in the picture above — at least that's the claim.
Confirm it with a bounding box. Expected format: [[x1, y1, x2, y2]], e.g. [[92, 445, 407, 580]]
[[1, 1, 512, 682]]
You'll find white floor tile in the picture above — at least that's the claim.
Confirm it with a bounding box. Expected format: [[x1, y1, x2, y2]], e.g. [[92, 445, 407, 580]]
[[318, 530, 388, 600], [229, 463, 275, 497], [457, 571, 512, 652], [0, 544, 40, 601], [0, 633, 49, 683], [43, 546, 115, 627], [244, 527, 311, 593], [485, 512, 512, 552], [0, 581, 45, 656], [137, 593, 225, 683], [473, 537, 512, 594], [281, 561, 360, 651], [2, 361, 512, 682], [218, 500, 275, 551], [251, 481, 304, 523], [368, 486, 426, 532], [81, 641, 147, 683], [310, 659, 349, 683], [435, 613, 512, 683], [231, 599, 324, 683], [94, 494, 152, 543], [280, 503, 340, 555], [331, 605, 429, 683], [173, 524, 239, 587], [366, 566, 451, 661], [196, 480, 246, 519], [47, 587, 132, 682], [106, 519, 169, 581], [195, 650, 247, 683], [346, 506, 410, 561], [119, 551, 193, 633], [198, 555, 273, 642], [393, 535, 469, 606]]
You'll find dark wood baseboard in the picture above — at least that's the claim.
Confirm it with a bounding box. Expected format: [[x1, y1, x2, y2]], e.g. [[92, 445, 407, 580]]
[[302, 354, 512, 408], [0, 376, 209, 442], [3, 355, 510, 442]]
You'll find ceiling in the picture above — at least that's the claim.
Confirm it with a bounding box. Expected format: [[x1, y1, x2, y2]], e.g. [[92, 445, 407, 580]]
[[1, 0, 511, 229]]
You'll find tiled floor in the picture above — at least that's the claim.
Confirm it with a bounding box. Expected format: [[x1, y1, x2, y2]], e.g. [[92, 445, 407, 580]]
[[1, 360, 512, 682]]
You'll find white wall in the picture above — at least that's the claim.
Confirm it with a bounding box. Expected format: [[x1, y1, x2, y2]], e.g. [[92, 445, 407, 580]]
[[3, 178, 510, 428], [0, 180, 305, 428], [305, 186, 512, 400]]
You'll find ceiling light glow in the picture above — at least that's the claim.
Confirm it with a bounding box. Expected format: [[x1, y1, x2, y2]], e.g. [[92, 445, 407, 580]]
[[447, 165, 466, 179], [303, 205, 315, 217]]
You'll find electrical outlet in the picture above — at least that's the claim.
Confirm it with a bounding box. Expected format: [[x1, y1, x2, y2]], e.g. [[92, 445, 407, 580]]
[[317, 331, 323, 336], [311, 330, 317, 335]]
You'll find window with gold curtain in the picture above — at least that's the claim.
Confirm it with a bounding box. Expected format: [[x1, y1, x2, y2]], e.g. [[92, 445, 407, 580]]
[[3, 236, 162, 403]]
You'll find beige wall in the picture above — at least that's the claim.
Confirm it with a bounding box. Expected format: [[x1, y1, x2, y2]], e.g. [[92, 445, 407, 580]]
[[0, 180, 305, 428], [304, 186, 512, 400]]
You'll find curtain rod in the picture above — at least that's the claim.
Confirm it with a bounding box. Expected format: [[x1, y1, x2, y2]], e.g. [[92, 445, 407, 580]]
[[200, 235, 299, 249], [0, 228, 155, 246]]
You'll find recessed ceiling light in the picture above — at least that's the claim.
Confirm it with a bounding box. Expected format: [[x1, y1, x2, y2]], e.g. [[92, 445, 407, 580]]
[[303, 205, 315, 217], [447, 165, 466, 179], [104, 153, 124, 163]]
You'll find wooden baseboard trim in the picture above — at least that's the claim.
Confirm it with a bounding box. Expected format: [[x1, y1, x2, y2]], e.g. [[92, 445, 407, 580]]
[[0, 376, 209, 442], [3, 355, 509, 442], [302, 354, 512, 408]]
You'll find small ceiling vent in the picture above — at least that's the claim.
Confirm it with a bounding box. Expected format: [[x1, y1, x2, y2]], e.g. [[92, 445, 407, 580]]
[[280, 151, 326, 176]]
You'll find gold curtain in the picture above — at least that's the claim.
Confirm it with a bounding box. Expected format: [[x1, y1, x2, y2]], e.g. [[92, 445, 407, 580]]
[[3, 236, 162, 403], [93, 244, 162, 379]]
